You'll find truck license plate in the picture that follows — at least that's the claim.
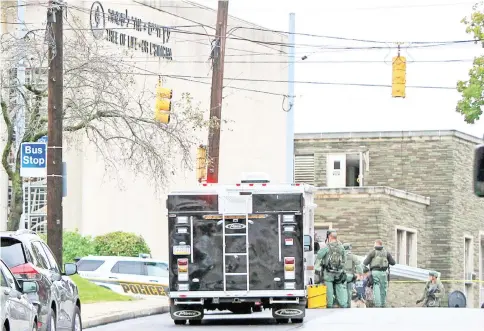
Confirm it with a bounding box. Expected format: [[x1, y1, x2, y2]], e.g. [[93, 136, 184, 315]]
[[173, 245, 191, 255]]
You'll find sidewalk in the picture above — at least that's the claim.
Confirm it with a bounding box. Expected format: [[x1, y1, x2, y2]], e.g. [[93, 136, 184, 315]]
[[82, 297, 170, 329]]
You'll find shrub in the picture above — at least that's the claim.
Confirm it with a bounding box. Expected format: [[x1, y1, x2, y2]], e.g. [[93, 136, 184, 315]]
[[39, 230, 95, 263], [93, 231, 151, 257]]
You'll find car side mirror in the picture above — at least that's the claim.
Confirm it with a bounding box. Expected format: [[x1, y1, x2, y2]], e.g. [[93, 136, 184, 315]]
[[22, 281, 38, 294], [303, 235, 312, 252], [474, 144, 484, 197], [64, 263, 78, 276]]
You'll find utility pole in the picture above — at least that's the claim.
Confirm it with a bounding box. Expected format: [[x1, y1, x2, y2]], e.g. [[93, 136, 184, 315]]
[[206, 0, 229, 184], [46, 0, 64, 267], [286, 13, 295, 183]]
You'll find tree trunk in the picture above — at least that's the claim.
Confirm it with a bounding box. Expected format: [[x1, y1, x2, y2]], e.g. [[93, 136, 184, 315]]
[[7, 170, 22, 230]]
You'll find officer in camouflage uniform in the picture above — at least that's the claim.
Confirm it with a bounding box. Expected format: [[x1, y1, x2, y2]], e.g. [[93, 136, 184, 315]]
[[343, 243, 362, 308], [416, 271, 445, 307], [316, 230, 347, 308], [362, 239, 396, 308]]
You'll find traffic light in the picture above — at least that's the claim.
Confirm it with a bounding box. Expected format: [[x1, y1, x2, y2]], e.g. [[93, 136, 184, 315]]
[[392, 56, 406, 98], [196, 145, 207, 183], [154, 81, 173, 124]]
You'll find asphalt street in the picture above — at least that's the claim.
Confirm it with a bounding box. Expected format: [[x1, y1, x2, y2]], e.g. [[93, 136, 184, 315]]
[[88, 308, 484, 331]]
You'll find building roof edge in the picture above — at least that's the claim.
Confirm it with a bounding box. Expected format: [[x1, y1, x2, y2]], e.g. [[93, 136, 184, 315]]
[[295, 129, 483, 145], [315, 186, 431, 206]]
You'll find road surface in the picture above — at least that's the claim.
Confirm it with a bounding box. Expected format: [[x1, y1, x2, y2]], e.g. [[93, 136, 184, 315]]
[[89, 308, 483, 331]]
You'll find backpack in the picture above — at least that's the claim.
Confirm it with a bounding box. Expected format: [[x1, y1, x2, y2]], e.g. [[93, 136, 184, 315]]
[[370, 249, 389, 269], [326, 242, 343, 271], [344, 253, 356, 273]]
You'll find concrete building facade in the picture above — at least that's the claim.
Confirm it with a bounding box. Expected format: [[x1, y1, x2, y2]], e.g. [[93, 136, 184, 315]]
[[295, 130, 484, 308], [1, 1, 290, 259]]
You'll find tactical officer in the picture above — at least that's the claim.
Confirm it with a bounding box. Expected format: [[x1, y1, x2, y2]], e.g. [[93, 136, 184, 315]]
[[416, 271, 444, 307], [362, 239, 396, 308], [343, 243, 362, 308], [316, 230, 348, 308]]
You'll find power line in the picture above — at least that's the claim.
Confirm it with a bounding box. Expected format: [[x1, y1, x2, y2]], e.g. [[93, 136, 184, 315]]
[[79, 67, 457, 90], [4, 19, 480, 52]]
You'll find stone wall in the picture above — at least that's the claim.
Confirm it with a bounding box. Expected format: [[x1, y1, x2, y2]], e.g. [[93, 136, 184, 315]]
[[450, 137, 484, 308], [314, 187, 428, 259]]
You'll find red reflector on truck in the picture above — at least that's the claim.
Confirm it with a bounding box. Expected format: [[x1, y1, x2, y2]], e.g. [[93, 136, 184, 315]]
[[284, 257, 295, 264], [178, 258, 188, 266]]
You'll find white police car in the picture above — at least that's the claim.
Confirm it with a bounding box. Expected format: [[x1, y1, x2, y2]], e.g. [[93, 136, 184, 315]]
[[76, 255, 169, 298]]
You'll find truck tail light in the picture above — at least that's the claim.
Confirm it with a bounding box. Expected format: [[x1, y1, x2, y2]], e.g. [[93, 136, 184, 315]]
[[284, 257, 295, 280], [178, 258, 189, 282]]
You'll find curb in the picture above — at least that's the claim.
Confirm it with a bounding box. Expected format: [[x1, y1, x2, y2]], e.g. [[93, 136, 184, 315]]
[[84, 306, 170, 329]]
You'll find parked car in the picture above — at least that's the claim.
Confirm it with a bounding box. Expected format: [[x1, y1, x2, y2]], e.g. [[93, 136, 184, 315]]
[[1, 258, 39, 331], [0, 230, 81, 331], [76, 255, 168, 298]]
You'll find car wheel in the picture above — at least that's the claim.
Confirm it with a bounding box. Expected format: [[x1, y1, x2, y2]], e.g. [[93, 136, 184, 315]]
[[71, 306, 82, 331], [292, 318, 304, 324], [188, 320, 202, 325], [47, 308, 56, 331], [174, 320, 186, 325]]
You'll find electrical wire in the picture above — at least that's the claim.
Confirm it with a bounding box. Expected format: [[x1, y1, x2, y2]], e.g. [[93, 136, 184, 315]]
[[76, 66, 458, 90]]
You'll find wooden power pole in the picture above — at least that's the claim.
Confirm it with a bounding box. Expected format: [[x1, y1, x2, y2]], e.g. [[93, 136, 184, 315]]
[[206, 0, 229, 184], [46, 1, 64, 267]]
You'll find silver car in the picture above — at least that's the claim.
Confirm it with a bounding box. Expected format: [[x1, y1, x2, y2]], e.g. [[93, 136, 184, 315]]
[[1, 258, 39, 331]]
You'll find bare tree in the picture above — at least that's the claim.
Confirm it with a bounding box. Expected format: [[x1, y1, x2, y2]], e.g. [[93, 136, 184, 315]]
[[1, 14, 212, 230]]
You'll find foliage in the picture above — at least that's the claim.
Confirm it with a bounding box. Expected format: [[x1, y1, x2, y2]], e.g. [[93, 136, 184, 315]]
[[1, 12, 213, 230], [93, 231, 151, 257], [70, 274, 133, 304], [39, 230, 96, 263], [457, 2, 484, 123]]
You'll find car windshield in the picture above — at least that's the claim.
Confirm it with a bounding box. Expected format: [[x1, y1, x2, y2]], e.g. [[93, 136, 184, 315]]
[[0, 238, 27, 268]]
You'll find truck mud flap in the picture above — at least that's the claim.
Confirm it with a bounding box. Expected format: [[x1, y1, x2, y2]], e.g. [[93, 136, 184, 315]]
[[170, 303, 204, 320], [272, 304, 306, 319]]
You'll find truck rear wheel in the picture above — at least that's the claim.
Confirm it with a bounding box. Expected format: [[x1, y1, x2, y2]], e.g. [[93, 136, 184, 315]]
[[174, 320, 186, 325], [276, 319, 289, 324], [292, 318, 304, 324], [189, 320, 202, 325]]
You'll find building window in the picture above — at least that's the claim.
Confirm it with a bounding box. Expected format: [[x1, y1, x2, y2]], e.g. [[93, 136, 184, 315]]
[[294, 154, 315, 184], [395, 227, 417, 267]]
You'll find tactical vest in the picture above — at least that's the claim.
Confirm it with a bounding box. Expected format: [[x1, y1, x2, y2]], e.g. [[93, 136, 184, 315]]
[[369, 248, 389, 269], [344, 252, 356, 273]]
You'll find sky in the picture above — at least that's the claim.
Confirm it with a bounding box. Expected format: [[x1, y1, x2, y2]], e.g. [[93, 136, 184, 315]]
[[201, 0, 484, 138]]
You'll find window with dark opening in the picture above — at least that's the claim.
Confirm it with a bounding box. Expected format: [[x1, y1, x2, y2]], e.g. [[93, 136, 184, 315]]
[[334, 161, 341, 170]]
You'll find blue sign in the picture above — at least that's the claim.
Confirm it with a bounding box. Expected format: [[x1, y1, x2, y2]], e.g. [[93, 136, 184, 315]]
[[20, 142, 47, 178], [37, 136, 48, 143]]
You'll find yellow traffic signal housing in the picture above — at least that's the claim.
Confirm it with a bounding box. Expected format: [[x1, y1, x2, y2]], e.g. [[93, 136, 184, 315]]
[[392, 56, 406, 98], [154, 82, 173, 124], [196, 145, 207, 182]]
